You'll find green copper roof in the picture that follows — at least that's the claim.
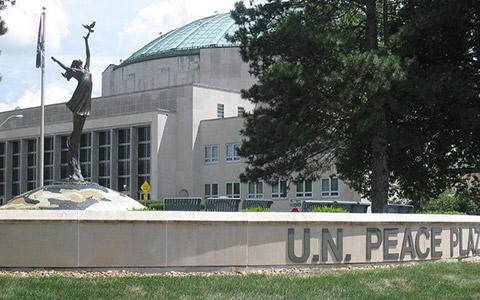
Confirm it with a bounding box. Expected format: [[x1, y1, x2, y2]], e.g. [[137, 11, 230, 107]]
[[121, 13, 238, 66]]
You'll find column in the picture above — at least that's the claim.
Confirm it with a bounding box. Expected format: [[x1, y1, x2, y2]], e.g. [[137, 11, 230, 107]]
[[91, 131, 99, 183], [5, 141, 13, 201], [20, 139, 28, 193], [53, 135, 62, 181], [111, 129, 118, 191], [130, 126, 138, 199]]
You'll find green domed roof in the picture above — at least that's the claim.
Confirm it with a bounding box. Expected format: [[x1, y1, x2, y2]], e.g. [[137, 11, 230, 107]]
[[121, 13, 238, 66]]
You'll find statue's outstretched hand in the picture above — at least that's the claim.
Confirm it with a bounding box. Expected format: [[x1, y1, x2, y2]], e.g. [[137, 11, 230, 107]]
[[51, 56, 58, 63]]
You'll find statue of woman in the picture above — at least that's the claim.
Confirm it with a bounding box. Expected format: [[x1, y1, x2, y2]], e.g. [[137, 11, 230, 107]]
[[51, 27, 93, 181]]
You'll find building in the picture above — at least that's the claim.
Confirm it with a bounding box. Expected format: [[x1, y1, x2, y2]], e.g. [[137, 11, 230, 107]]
[[0, 13, 361, 210]]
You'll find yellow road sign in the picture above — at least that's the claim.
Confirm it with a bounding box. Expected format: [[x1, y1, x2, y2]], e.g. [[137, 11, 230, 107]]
[[141, 180, 151, 194], [143, 193, 148, 200]]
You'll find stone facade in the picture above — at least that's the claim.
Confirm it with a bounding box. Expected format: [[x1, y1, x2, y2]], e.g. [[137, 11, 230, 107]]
[[0, 46, 361, 210], [0, 210, 477, 269]]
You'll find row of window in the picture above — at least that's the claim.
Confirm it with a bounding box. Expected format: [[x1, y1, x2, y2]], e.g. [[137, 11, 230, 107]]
[[205, 178, 340, 199], [0, 126, 151, 201], [0, 143, 5, 202], [216, 104, 245, 119], [205, 143, 241, 163]]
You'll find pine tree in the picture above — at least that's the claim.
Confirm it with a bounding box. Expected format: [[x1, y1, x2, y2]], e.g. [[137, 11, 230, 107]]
[[0, 0, 15, 82], [230, 0, 479, 212]]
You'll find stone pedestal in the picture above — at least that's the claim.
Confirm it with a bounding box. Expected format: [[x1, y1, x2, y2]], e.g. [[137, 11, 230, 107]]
[[0, 181, 145, 211]]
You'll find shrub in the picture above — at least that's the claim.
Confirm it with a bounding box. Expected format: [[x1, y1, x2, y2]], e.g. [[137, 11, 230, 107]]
[[241, 207, 272, 212], [424, 210, 466, 215], [130, 207, 156, 211], [421, 188, 478, 215], [422, 189, 460, 212], [311, 206, 347, 213], [138, 200, 163, 211]]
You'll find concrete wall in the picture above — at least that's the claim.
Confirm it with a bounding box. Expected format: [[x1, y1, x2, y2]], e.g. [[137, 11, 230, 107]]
[[102, 55, 201, 97], [198, 48, 256, 92], [0, 211, 478, 270], [195, 117, 247, 199], [196, 117, 362, 211], [101, 47, 254, 98], [0, 85, 182, 135], [0, 83, 252, 201]]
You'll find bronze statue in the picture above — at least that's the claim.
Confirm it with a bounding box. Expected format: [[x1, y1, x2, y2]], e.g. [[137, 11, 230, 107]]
[[52, 22, 95, 181]]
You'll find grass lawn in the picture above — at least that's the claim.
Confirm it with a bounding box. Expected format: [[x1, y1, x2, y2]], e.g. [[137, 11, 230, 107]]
[[0, 262, 478, 299]]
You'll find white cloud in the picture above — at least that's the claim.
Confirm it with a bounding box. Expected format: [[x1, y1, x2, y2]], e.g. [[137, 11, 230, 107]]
[[0, 0, 69, 54], [0, 84, 71, 112], [90, 55, 122, 97], [118, 0, 238, 56], [47, 53, 120, 98]]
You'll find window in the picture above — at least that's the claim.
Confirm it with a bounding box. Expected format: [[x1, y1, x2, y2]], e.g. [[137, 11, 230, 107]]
[[60, 136, 69, 179], [11, 141, 20, 196], [226, 143, 240, 161], [0, 142, 5, 204], [27, 139, 37, 190], [137, 126, 151, 200], [217, 103, 224, 118], [272, 180, 288, 198], [118, 128, 130, 194], [321, 177, 339, 197], [44, 137, 54, 186], [226, 182, 240, 198], [204, 144, 219, 163], [80, 132, 92, 181], [248, 181, 263, 199], [205, 183, 218, 199], [296, 180, 313, 198], [98, 131, 111, 188], [237, 106, 245, 116]]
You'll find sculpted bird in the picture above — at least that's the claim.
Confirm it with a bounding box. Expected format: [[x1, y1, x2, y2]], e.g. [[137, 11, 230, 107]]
[[82, 21, 96, 33]]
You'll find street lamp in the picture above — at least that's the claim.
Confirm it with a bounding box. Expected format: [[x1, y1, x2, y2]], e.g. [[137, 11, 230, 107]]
[[0, 114, 23, 128]]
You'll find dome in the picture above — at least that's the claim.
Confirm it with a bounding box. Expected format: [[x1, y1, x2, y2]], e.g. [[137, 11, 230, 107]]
[[121, 13, 239, 66]]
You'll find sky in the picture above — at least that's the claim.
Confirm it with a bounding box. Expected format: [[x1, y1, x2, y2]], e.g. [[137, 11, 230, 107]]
[[0, 0, 241, 112]]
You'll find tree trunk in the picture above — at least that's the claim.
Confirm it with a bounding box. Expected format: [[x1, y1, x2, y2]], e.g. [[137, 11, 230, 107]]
[[366, 0, 378, 50], [383, 0, 389, 44], [366, 0, 389, 213]]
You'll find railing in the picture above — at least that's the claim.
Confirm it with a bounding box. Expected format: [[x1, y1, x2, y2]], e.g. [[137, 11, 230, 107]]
[[163, 197, 201, 211], [205, 198, 241, 212], [383, 204, 414, 214]]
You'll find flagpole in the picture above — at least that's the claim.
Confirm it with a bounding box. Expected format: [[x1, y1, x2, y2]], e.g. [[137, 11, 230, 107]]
[[39, 7, 45, 187]]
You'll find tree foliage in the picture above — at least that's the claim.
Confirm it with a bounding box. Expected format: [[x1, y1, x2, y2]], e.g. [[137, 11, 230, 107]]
[[230, 0, 480, 212], [0, 0, 15, 81], [0, 0, 15, 35]]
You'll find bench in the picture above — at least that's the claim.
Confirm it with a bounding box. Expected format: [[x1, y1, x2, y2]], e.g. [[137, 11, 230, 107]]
[[205, 198, 241, 212], [163, 197, 201, 211], [242, 199, 274, 210], [383, 204, 414, 214], [335, 200, 370, 213]]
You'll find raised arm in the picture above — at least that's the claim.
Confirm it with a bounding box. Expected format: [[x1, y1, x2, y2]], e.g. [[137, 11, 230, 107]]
[[83, 32, 90, 70], [51, 56, 68, 71]]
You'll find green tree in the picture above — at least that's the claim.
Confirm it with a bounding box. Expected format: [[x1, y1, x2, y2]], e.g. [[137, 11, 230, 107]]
[[392, 0, 479, 207], [230, 0, 479, 212], [0, 0, 15, 81], [0, 0, 15, 37]]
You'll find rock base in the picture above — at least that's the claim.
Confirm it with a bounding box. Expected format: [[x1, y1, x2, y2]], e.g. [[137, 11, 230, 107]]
[[0, 182, 145, 211]]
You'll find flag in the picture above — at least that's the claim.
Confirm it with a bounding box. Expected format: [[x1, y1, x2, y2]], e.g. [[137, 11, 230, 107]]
[[35, 14, 44, 69]]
